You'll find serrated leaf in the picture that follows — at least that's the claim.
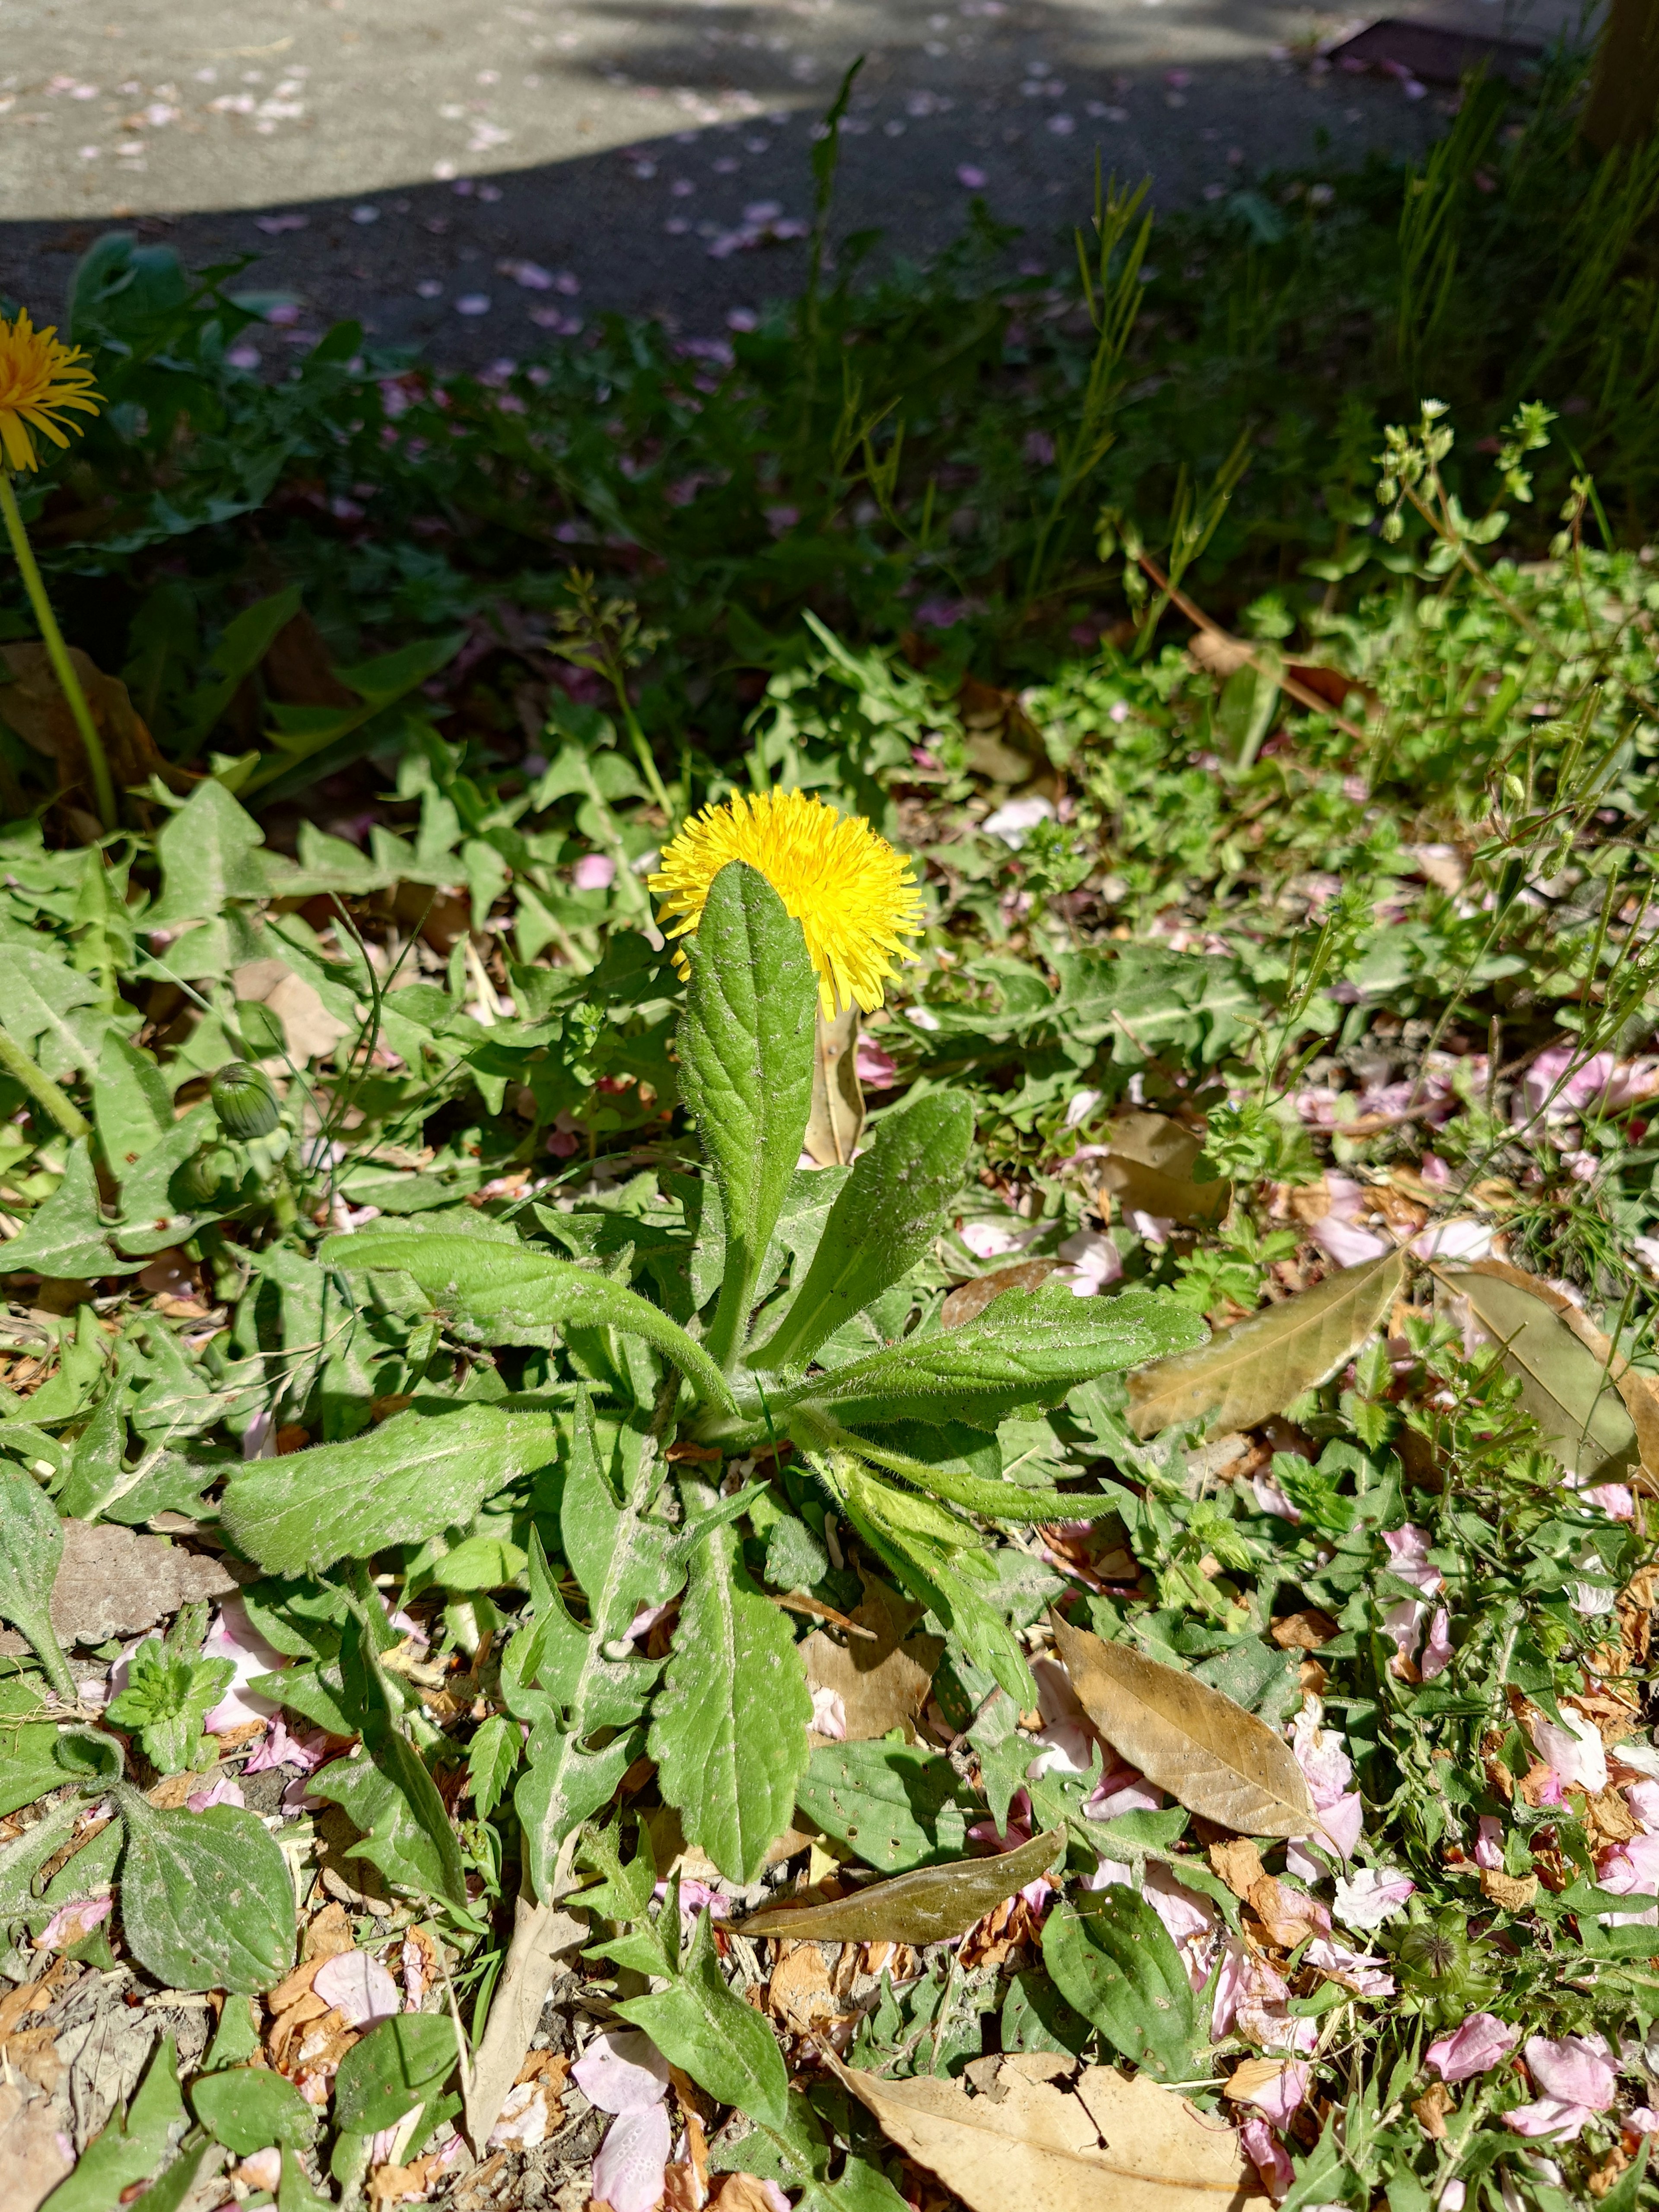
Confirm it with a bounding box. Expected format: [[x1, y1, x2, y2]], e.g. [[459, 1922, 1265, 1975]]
[[466, 1713, 521, 1818], [321, 1227, 735, 1411], [1125, 1249, 1405, 1438], [337, 1604, 469, 1910], [650, 1511, 812, 1883], [753, 1091, 973, 1370], [0, 1465, 74, 1699], [0, 943, 103, 1082], [780, 1285, 1204, 1430], [824, 2047, 1260, 2212], [1, 1137, 139, 1280], [219, 1402, 560, 1577], [1041, 1886, 1203, 2080], [617, 1907, 790, 2128], [1052, 1614, 1314, 1837], [742, 1827, 1062, 1943], [678, 860, 818, 1367], [513, 1396, 683, 1893], [105, 1640, 234, 1774], [1441, 1265, 1639, 1480], [149, 775, 269, 924], [308, 1753, 459, 1904], [115, 1784, 296, 1993]]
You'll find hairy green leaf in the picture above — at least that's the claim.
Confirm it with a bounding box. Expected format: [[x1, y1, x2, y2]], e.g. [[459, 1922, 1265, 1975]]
[[617, 1907, 790, 2127], [651, 1510, 812, 1883], [191, 2067, 318, 2156], [1042, 1885, 1200, 2080], [333, 2015, 459, 2134], [219, 1402, 560, 1576], [677, 861, 818, 1368], [795, 1741, 976, 1872], [115, 1786, 295, 1994], [0, 1465, 75, 1699], [753, 1091, 973, 1370], [41, 2033, 184, 2212]]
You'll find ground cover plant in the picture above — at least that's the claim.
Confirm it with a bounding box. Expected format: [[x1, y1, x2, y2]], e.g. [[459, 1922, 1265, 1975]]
[[5, 34, 1659, 2212]]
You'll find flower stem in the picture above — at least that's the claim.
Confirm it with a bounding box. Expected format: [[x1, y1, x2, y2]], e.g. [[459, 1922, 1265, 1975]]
[[0, 471, 116, 832], [0, 1017, 90, 1139]]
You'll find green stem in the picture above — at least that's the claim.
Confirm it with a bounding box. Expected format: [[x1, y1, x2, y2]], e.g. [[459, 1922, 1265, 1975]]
[[0, 472, 116, 832], [0, 1018, 90, 1138]]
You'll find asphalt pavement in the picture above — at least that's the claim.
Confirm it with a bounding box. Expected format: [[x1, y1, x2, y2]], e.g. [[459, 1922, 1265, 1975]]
[[0, 0, 1587, 364]]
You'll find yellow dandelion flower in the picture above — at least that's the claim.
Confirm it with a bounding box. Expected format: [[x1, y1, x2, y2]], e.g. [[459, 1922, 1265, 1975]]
[[650, 788, 924, 1017], [0, 310, 101, 474]]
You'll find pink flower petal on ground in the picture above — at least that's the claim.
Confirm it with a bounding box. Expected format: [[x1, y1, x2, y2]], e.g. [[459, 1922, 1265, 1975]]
[[1084, 1770, 1164, 1820], [36, 1895, 112, 1950], [1427, 2015, 1519, 2082], [1250, 1470, 1302, 1521], [1382, 1597, 1428, 1670], [1239, 2117, 1294, 2198], [1473, 1815, 1505, 1870], [1504, 2098, 1598, 2141], [1629, 2108, 1659, 2135], [811, 1685, 847, 1740], [957, 163, 988, 187], [1411, 1218, 1495, 1261], [314, 1949, 402, 2029], [1309, 1215, 1392, 1265], [1236, 2062, 1309, 2126], [1332, 1866, 1414, 1930], [1580, 1482, 1635, 1519], [202, 1598, 288, 1732], [855, 1037, 898, 1088], [1290, 1707, 1353, 1806], [959, 1219, 1041, 1259], [573, 2031, 671, 2115], [1301, 1937, 1394, 1998], [1381, 1524, 1443, 1595], [1420, 1607, 1454, 1680], [244, 1717, 327, 1775], [233, 2149, 283, 2192], [572, 852, 616, 890], [1526, 1707, 1608, 1793], [592, 2103, 672, 2212], [1522, 2033, 1616, 2109], [1317, 1792, 1364, 1857], [1056, 1229, 1122, 1294], [186, 1777, 246, 1813]]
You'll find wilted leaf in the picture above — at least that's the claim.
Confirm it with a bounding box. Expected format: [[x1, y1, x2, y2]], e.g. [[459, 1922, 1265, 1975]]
[[803, 1002, 864, 1168], [1440, 1264, 1639, 1481], [1097, 1111, 1230, 1227], [1126, 1249, 1404, 1438], [741, 1829, 1062, 1944], [826, 2049, 1262, 2212], [1052, 1615, 1315, 1837], [799, 1576, 942, 1743]]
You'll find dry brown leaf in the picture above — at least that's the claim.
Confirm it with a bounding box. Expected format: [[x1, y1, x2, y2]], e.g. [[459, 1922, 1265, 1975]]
[[708, 2176, 786, 2212], [462, 1893, 588, 2152], [800, 1576, 943, 1745], [233, 957, 354, 1065], [941, 1259, 1058, 1329], [741, 1831, 1062, 1946], [1053, 1615, 1315, 1838], [43, 1521, 235, 1649], [1479, 1866, 1539, 1912], [1127, 1249, 1404, 1439], [0, 643, 184, 802], [803, 1004, 864, 1168], [1208, 1840, 1267, 1901], [826, 2048, 1263, 2212], [1269, 1609, 1338, 1653], [0, 2077, 73, 2212], [765, 1943, 841, 2035], [1225, 2058, 1299, 2113], [1097, 1111, 1230, 1229], [1413, 2082, 1455, 2142], [1245, 1874, 1321, 1949], [1440, 1266, 1639, 1480]]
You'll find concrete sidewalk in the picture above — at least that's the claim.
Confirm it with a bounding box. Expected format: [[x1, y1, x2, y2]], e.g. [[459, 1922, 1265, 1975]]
[[0, 0, 1586, 363]]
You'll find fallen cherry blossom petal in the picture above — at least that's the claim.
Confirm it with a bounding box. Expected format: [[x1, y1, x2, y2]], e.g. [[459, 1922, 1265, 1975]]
[[591, 2102, 672, 2212], [573, 2030, 671, 2115], [313, 1949, 403, 2029], [1426, 2014, 1519, 2082]]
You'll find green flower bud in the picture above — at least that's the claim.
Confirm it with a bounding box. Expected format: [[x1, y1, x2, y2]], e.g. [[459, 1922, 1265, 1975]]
[[211, 1061, 281, 1141], [176, 1141, 236, 1207]]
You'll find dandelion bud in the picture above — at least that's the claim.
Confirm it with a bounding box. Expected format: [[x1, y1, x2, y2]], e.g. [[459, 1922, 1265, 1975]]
[[211, 1061, 280, 1140]]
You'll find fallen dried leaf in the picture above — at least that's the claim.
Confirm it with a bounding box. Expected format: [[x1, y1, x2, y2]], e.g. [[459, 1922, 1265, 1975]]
[[941, 1259, 1058, 1329], [1440, 1265, 1638, 1481], [1128, 1251, 1404, 1438], [799, 1576, 943, 1744], [826, 2048, 1263, 2212], [1479, 1866, 1539, 1912], [1413, 2081, 1455, 2141], [1053, 1615, 1315, 1837], [36, 1520, 234, 1649], [741, 1831, 1062, 1946], [1097, 1112, 1230, 1228]]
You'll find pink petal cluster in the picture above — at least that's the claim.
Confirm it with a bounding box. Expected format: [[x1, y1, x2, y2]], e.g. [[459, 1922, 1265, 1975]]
[[1332, 1866, 1414, 1930], [1212, 1937, 1319, 2055], [1238, 2116, 1294, 2198], [314, 1949, 402, 2029], [1086, 1859, 1217, 1990], [36, 1895, 112, 1951], [1526, 1705, 1608, 1794], [1290, 1704, 1363, 1857], [1426, 2014, 1519, 2083], [1379, 1525, 1449, 1678], [574, 2031, 673, 2212], [855, 1036, 898, 1090], [201, 1599, 289, 1733], [1300, 1937, 1395, 1998], [1596, 1778, 1659, 1925], [1504, 2033, 1617, 2141]]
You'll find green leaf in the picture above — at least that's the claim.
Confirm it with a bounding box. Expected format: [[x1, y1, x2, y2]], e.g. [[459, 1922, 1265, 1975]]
[[650, 1509, 812, 1883], [149, 776, 269, 925], [795, 1741, 976, 1872], [335, 1601, 470, 1911], [92, 1031, 174, 1175], [466, 1713, 520, 1817], [56, 1385, 130, 1521], [105, 1638, 235, 1775], [676, 860, 818, 1368], [0, 944, 103, 1083], [753, 1091, 973, 1371], [191, 2067, 318, 2156], [779, 1285, 1205, 1430], [173, 584, 305, 758], [115, 1784, 296, 1994], [308, 1752, 461, 1905], [39, 2033, 184, 2212], [219, 1402, 560, 1577], [322, 1229, 735, 1411], [1040, 1886, 1198, 2081], [333, 2015, 459, 2134], [617, 1907, 790, 2128], [0, 1796, 81, 1915], [0, 1465, 75, 1698], [707, 2088, 910, 2212], [512, 1399, 683, 1894], [742, 1828, 1063, 1944], [1, 1138, 139, 1281]]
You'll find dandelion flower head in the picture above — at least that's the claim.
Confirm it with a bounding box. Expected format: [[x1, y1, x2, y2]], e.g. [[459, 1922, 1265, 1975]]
[[0, 310, 101, 473], [649, 787, 924, 1017]]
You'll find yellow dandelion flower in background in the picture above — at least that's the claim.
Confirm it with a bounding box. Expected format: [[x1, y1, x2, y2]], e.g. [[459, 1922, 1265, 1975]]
[[650, 788, 925, 1017], [0, 311, 101, 473]]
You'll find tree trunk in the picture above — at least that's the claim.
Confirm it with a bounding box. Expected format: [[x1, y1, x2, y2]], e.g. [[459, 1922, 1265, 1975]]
[[1582, 0, 1659, 153]]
